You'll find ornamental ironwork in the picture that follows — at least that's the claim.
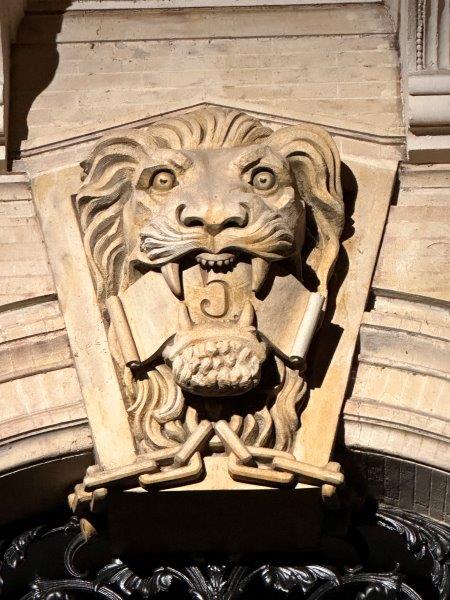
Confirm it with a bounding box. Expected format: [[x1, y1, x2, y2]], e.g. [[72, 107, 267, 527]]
[[0, 506, 448, 599]]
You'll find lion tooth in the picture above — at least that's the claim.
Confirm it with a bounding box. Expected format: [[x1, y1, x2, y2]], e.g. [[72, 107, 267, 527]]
[[217, 260, 223, 266], [238, 300, 255, 327], [161, 263, 182, 298], [201, 259, 207, 266], [208, 260, 214, 267], [251, 257, 270, 293]]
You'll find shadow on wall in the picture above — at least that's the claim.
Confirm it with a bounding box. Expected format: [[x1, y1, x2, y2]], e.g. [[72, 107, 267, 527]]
[[306, 162, 358, 390], [8, 0, 73, 167]]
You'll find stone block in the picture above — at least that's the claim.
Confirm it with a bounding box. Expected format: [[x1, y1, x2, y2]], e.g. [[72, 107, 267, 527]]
[[373, 206, 450, 304]]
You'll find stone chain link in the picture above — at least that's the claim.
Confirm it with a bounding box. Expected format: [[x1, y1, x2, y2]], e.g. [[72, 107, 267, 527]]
[[70, 419, 344, 521]]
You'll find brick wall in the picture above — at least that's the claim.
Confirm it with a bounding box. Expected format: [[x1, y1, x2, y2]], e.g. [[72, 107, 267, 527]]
[[10, 3, 402, 152]]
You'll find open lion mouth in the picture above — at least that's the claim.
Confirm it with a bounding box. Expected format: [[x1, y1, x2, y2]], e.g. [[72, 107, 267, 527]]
[[138, 210, 295, 298], [154, 248, 272, 300], [157, 251, 271, 299], [137, 206, 297, 302]]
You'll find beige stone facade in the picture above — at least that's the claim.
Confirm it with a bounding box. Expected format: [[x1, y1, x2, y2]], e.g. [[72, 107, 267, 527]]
[[0, 0, 448, 525]]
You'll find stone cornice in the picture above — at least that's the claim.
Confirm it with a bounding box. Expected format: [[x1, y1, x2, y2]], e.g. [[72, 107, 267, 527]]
[[13, 102, 404, 178], [16, 102, 405, 157], [28, 0, 383, 11]]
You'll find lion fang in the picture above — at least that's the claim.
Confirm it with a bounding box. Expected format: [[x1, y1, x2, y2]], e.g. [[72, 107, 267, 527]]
[[238, 300, 255, 327], [251, 257, 270, 293], [161, 263, 183, 298]]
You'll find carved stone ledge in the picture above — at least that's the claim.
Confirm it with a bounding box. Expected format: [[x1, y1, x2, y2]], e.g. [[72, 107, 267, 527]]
[[27, 0, 385, 9]]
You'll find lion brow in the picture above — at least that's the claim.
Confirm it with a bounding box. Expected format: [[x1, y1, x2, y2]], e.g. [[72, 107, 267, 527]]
[[165, 151, 193, 170], [234, 146, 286, 173], [142, 149, 192, 172]]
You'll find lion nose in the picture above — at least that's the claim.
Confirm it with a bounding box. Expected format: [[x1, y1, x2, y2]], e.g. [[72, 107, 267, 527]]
[[179, 203, 248, 235]]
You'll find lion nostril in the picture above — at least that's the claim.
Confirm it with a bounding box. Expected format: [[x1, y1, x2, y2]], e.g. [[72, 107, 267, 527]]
[[183, 216, 205, 228], [180, 207, 248, 233], [222, 216, 245, 229], [177, 204, 205, 228], [202, 216, 246, 235]]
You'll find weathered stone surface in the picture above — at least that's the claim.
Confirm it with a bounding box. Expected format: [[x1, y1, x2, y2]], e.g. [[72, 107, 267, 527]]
[[344, 164, 450, 475], [18, 5, 394, 43], [36, 107, 347, 495], [10, 2, 402, 155], [297, 155, 398, 467], [373, 206, 450, 304], [1, 0, 448, 527], [400, 0, 450, 163], [0, 174, 90, 481], [0, 175, 54, 306]]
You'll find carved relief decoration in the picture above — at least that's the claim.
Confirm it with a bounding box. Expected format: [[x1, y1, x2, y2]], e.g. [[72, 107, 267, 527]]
[[74, 107, 344, 490]]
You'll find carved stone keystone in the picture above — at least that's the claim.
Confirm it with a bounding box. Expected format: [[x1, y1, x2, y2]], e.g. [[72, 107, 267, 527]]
[[71, 107, 345, 496], [71, 107, 345, 500]]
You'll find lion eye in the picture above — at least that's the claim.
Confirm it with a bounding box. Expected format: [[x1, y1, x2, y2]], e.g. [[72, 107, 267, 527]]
[[151, 170, 176, 191], [251, 169, 275, 191]]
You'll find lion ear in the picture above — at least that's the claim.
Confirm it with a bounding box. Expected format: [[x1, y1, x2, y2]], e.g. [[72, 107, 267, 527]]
[[268, 124, 344, 297]]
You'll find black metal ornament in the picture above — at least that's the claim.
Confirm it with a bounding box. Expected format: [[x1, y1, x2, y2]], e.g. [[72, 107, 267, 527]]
[[0, 507, 448, 600]]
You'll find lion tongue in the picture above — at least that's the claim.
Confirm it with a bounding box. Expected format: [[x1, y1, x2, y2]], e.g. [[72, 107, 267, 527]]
[[251, 257, 270, 293], [161, 263, 182, 298]]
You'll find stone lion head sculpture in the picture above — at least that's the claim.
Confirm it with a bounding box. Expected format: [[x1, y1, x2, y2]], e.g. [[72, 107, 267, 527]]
[[75, 107, 344, 454]]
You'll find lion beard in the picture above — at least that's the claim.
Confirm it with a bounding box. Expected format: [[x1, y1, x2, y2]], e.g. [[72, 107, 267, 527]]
[[166, 330, 267, 397]]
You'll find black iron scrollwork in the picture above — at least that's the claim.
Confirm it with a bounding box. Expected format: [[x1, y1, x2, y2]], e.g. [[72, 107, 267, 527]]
[[377, 507, 450, 599], [94, 560, 173, 598], [91, 562, 340, 599], [0, 507, 448, 600], [1, 525, 44, 571]]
